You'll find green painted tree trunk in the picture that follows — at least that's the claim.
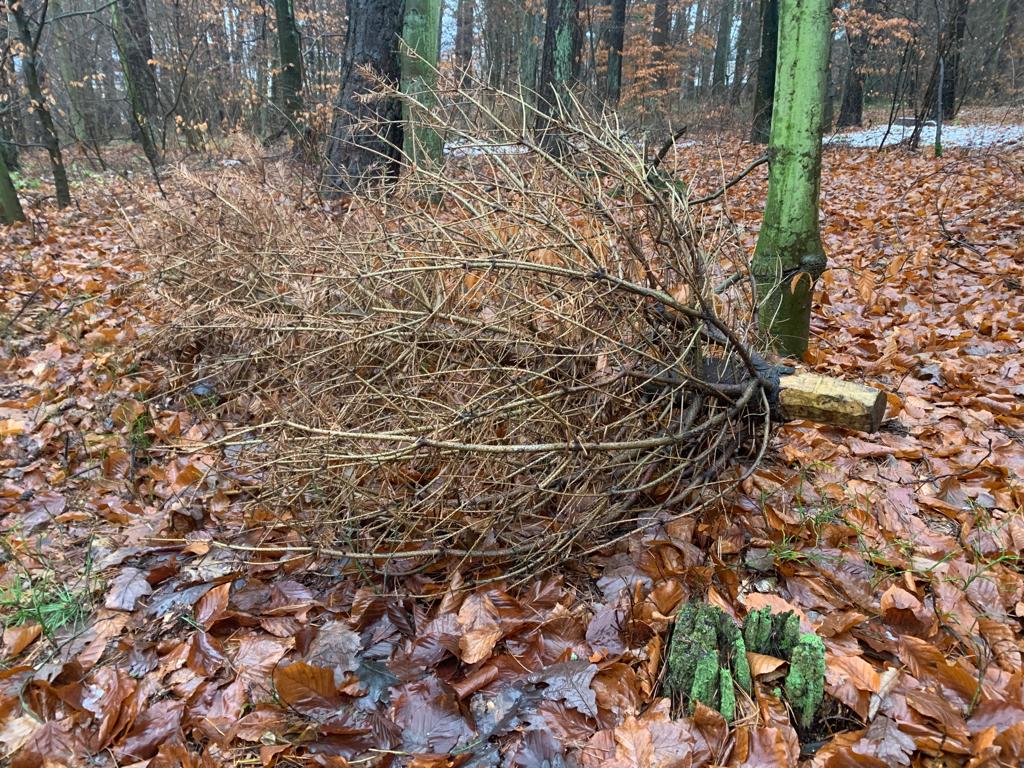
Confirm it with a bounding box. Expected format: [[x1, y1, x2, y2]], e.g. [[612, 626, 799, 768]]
[[0, 151, 25, 224], [401, 0, 442, 167], [750, 0, 831, 356], [274, 0, 305, 132]]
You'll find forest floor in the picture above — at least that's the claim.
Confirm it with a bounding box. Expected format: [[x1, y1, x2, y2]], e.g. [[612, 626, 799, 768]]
[[0, 128, 1022, 767]]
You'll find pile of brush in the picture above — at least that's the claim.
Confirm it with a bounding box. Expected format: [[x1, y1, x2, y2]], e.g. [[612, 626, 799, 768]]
[[144, 93, 781, 581]]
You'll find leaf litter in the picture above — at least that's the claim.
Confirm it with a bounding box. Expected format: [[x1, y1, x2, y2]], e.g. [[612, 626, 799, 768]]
[[0, 139, 1022, 766]]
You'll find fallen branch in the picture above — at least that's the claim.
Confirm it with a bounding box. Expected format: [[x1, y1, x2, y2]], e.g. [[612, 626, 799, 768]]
[[689, 153, 770, 206]]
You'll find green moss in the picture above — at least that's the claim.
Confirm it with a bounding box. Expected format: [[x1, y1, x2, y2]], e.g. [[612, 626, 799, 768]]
[[667, 602, 827, 728], [689, 652, 720, 713], [784, 634, 826, 728], [777, 611, 801, 656], [743, 606, 773, 653], [732, 635, 752, 694], [665, 602, 748, 721], [718, 666, 736, 721], [742, 607, 801, 657]]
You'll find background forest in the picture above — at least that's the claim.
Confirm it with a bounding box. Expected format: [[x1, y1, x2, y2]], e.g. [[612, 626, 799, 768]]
[[0, 0, 1019, 184]]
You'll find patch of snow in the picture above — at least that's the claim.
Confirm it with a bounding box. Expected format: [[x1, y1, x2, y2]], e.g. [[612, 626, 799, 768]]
[[830, 122, 1024, 149], [444, 134, 699, 158], [444, 139, 531, 157]]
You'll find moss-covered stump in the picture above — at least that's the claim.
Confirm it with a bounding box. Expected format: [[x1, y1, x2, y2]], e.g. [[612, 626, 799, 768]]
[[664, 603, 826, 728], [663, 603, 750, 720], [743, 606, 826, 728]]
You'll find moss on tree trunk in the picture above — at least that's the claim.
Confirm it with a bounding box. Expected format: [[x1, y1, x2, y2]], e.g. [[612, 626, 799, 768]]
[[750, 0, 831, 356]]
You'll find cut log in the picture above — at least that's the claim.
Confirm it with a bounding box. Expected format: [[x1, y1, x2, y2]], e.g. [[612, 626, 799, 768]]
[[778, 372, 886, 433]]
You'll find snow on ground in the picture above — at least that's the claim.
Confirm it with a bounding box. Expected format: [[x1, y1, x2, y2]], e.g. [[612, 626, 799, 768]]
[[444, 123, 1023, 157], [444, 135, 697, 157], [830, 121, 1024, 149], [444, 138, 531, 157]]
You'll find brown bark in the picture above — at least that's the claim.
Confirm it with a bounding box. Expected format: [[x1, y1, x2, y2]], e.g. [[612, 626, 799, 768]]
[[323, 0, 405, 193]]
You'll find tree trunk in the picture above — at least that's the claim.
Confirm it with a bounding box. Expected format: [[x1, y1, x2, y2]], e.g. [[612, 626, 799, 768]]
[[712, 0, 735, 95], [113, 0, 162, 165], [687, 0, 706, 94], [535, 0, 581, 134], [274, 0, 305, 131], [53, 2, 89, 144], [0, 68, 21, 172], [836, 0, 875, 127], [750, 0, 778, 143], [605, 0, 627, 106], [987, 0, 1019, 98], [454, 0, 474, 84], [751, 0, 831, 356], [520, 7, 545, 98], [731, 0, 757, 102], [651, 0, 671, 90], [942, 0, 968, 120], [822, 28, 836, 132], [323, 0, 405, 193], [0, 149, 24, 224], [11, 3, 71, 208], [401, 0, 442, 167]]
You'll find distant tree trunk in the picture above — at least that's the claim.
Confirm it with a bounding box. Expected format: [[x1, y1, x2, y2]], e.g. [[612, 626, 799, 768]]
[[256, 13, 270, 134], [673, 2, 692, 98], [712, 0, 734, 95], [0, 70, 21, 172], [750, 0, 778, 143], [11, 3, 71, 208], [52, 3, 88, 144], [942, 0, 968, 119], [698, 1, 715, 93], [520, 7, 545, 97], [535, 0, 581, 135], [0, 150, 24, 224], [113, 0, 162, 165], [651, 0, 671, 90], [454, 0, 474, 84], [751, 0, 831, 356], [987, 0, 1018, 98], [402, 0, 442, 167], [606, 0, 627, 106], [100, 46, 123, 139], [836, 0, 875, 127], [822, 28, 836, 132], [687, 0, 706, 94], [274, 0, 305, 131], [731, 0, 757, 102], [324, 0, 404, 192]]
